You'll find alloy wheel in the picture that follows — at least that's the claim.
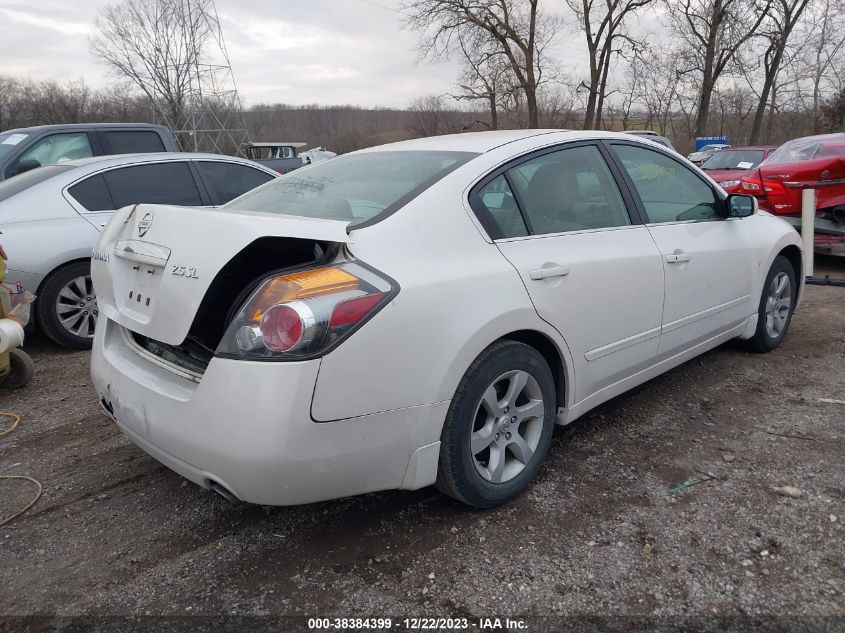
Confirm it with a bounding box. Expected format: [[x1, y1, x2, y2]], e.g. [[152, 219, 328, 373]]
[[55, 275, 98, 339], [470, 369, 545, 484], [764, 271, 791, 339]]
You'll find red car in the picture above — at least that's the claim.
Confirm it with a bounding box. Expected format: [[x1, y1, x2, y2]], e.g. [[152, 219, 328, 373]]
[[699, 146, 777, 193], [741, 133, 845, 255]]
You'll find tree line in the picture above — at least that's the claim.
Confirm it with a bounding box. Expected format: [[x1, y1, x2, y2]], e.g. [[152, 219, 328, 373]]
[[402, 0, 845, 150], [3, 0, 843, 155]]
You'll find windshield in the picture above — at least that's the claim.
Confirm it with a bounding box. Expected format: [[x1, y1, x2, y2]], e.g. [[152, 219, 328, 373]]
[[765, 134, 845, 165], [225, 150, 477, 226], [0, 132, 29, 162], [0, 164, 73, 204], [701, 150, 765, 170], [699, 144, 724, 153]]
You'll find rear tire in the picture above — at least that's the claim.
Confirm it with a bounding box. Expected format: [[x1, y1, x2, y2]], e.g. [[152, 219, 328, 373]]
[[745, 255, 796, 353], [35, 261, 97, 350], [436, 340, 557, 508]]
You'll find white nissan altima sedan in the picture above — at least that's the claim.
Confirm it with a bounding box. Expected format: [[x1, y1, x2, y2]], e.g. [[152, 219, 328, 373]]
[[90, 130, 803, 508]]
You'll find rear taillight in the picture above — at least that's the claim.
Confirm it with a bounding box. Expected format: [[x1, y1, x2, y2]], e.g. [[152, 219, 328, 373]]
[[218, 262, 395, 359], [740, 177, 788, 197], [763, 181, 787, 196], [741, 178, 762, 193]]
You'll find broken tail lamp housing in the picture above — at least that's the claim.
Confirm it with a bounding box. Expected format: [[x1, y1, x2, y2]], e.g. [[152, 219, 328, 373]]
[[218, 262, 395, 359]]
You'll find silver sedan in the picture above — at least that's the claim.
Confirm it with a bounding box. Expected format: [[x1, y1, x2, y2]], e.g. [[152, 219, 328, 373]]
[[0, 152, 277, 348]]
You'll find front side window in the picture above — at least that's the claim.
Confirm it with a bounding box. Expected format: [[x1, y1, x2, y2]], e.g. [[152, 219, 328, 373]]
[[17, 133, 93, 169], [226, 150, 476, 227], [104, 162, 203, 208], [506, 145, 631, 235], [612, 145, 720, 223]]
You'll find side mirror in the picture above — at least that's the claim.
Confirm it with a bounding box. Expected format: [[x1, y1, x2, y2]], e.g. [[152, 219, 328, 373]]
[[14, 159, 41, 176], [727, 194, 757, 218]]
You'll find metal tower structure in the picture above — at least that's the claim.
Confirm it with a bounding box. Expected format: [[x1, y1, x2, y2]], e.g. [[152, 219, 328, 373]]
[[154, 0, 250, 156]]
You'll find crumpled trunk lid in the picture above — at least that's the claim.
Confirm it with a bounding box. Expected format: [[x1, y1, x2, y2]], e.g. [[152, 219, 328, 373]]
[[92, 204, 349, 346]]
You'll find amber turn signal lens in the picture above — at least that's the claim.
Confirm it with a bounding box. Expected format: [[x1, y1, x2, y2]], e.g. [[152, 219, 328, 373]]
[[248, 267, 359, 322]]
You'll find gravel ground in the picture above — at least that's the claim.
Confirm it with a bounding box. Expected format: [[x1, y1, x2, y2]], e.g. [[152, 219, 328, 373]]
[[0, 260, 843, 632]]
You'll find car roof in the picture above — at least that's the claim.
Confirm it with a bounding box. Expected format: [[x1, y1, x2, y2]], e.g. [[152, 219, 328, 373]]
[[3, 152, 277, 194], [719, 146, 776, 151], [57, 151, 263, 169], [245, 142, 306, 148], [357, 129, 676, 154], [1, 122, 167, 135]]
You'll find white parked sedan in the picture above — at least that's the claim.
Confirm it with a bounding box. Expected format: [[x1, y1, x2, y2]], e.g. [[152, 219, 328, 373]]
[[90, 130, 803, 508]]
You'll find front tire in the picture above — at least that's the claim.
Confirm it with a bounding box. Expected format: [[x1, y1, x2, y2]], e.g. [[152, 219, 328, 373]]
[[1, 348, 34, 389], [35, 262, 97, 350], [746, 255, 796, 353], [436, 340, 557, 508]]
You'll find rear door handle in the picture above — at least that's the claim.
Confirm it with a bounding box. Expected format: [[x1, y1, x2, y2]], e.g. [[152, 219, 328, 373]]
[[529, 265, 570, 280], [665, 252, 691, 264]]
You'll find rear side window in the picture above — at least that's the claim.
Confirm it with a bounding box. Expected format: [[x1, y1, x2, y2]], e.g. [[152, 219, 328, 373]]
[[105, 162, 203, 208], [196, 161, 275, 204], [0, 165, 74, 204], [103, 131, 166, 154], [507, 145, 630, 235], [68, 174, 115, 211], [475, 175, 528, 238]]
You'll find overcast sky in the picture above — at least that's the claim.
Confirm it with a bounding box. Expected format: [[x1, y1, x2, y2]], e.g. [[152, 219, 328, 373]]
[[0, 0, 594, 108]]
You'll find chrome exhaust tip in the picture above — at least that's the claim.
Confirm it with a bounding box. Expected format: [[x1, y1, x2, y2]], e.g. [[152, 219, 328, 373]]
[[208, 480, 242, 505]]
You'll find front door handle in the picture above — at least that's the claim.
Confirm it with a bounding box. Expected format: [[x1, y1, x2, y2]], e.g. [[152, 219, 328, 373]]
[[529, 265, 570, 280], [665, 252, 691, 264]]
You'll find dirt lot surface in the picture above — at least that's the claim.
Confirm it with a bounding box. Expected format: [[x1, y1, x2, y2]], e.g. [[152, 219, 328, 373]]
[[1, 261, 843, 632]]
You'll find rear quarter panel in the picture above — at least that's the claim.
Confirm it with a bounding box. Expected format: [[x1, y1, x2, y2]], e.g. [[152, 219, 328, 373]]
[[310, 159, 571, 432], [0, 187, 97, 293]]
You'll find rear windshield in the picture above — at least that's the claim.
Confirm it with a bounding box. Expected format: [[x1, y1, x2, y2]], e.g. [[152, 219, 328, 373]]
[[225, 150, 477, 227], [701, 150, 765, 170], [0, 164, 73, 204], [765, 134, 845, 164]]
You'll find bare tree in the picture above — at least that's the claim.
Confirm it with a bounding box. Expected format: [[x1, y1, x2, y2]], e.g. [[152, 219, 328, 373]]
[[748, 0, 812, 143], [0, 76, 25, 131], [408, 94, 457, 136], [90, 0, 212, 141], [820, 85, 845, 130], [666, 0, 771, 138], [402, 0, 557, 128], [450, 33, 519, 130], [799, 0, 845, 130], [567, 0, 654, 129]]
